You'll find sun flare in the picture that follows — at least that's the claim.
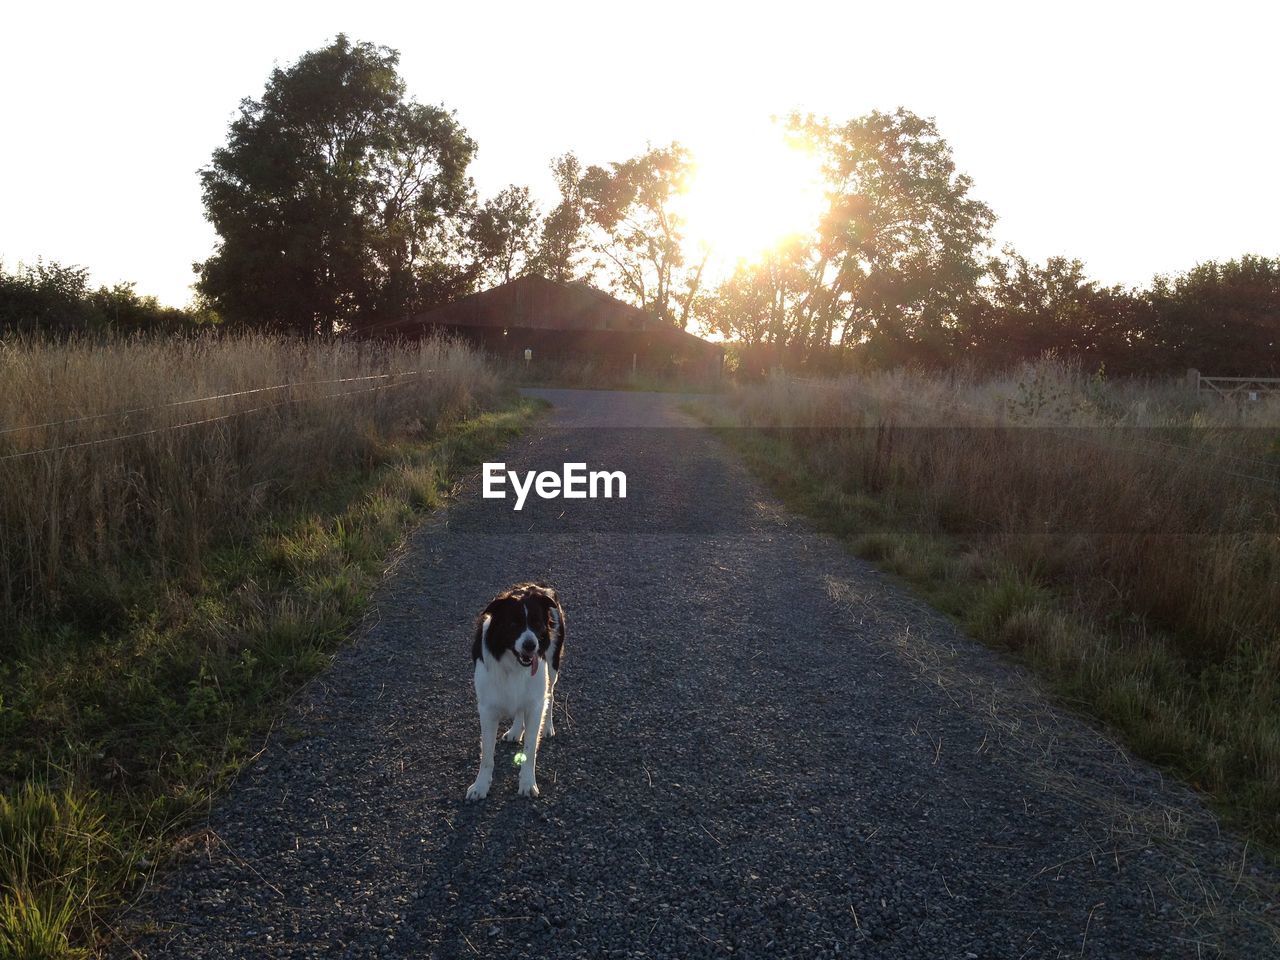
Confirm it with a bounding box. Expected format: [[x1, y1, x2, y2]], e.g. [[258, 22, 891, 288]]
[[677, 124, 826, 270]]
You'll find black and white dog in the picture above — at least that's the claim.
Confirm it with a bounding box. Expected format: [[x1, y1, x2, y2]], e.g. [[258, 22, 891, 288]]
[[466, 583, 565, 800]]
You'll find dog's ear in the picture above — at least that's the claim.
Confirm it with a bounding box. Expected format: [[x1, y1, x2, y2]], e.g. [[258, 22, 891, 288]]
[[472, 595, 509, 661], [471, 610, 491, 662], [527, 583, 559, 607], [526, 584, 561, 630]]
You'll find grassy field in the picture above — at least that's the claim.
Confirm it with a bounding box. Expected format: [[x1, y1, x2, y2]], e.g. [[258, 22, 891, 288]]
[[699, 357, 1280, 852], [0, 333, 540, 958]]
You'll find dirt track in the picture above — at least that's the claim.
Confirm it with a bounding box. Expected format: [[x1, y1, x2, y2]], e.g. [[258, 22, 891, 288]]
[[118, 389, 1279, 959]]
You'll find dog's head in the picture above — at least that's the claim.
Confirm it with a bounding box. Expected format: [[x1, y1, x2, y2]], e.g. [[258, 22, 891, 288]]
[[477, 583, 560, 669]]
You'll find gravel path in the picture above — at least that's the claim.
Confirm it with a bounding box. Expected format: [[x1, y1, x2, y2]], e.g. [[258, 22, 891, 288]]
[[119, 389, 1279, 959]]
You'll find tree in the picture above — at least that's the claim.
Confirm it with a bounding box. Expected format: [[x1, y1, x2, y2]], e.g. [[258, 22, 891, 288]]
[[470, 185, 539, 285], [581, 144, 708, 329], [197, 35, 476, 334], [699, 243, 808, 377], [701, 237, 812, 371], [530, 153, 589, 282], [0, 259, 206, 335], [1145, 256, 1280, 374], [956, 250, 1151, 372], [0, 259, 95, 334], [788, 109, 996, 365]]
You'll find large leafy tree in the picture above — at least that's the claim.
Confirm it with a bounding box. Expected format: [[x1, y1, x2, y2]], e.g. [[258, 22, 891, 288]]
[[758, 110, 996, 364], [197, 36, 476, 334], [470, 185, 539, 285], [695, 110, 995, 366], [957, 249, 1152, 372], [529, 153, 589, 282], [1145, 255, 1280, 374], [581, 144, 708, 329]]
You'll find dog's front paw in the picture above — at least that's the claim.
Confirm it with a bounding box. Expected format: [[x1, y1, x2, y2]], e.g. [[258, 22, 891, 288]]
[[501, 726, 523, 743], [465, 779, 490, 801], [517, 781, 540, 798]]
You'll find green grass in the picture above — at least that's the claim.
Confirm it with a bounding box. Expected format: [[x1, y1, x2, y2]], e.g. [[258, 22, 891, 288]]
[[0, 397, 544, 958], [692, 401, 1280, 857]]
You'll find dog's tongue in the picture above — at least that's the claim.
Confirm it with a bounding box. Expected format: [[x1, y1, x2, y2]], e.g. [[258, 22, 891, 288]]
[[530, 653, 539, 676]]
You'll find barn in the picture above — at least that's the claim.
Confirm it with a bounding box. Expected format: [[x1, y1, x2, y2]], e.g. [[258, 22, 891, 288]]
[[375, 275, 722, 378]]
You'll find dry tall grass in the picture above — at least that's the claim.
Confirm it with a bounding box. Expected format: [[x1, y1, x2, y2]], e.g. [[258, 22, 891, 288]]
[[719, 357, 1280, 842], [0, 332, 496, 628], [0, 331, 511, 956]]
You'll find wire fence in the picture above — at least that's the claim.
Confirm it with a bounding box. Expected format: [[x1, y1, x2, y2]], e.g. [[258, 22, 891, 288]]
[[0, 370, 430, 463], [781, 375, 1280, 489]]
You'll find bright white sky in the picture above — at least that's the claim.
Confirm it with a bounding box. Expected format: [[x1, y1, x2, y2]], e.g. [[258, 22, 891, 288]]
[[3, 0, 1277, 308]]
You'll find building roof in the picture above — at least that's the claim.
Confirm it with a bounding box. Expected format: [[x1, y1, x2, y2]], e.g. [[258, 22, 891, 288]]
[[368, 276, 723, 369], [382, 274, 657, 334]]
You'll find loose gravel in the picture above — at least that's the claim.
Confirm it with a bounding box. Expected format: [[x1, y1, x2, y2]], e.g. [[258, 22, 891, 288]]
[[117, 388, 1280, 959]]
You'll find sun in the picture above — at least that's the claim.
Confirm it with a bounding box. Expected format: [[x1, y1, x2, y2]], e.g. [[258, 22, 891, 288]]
[[676, 123, 826, 270]]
